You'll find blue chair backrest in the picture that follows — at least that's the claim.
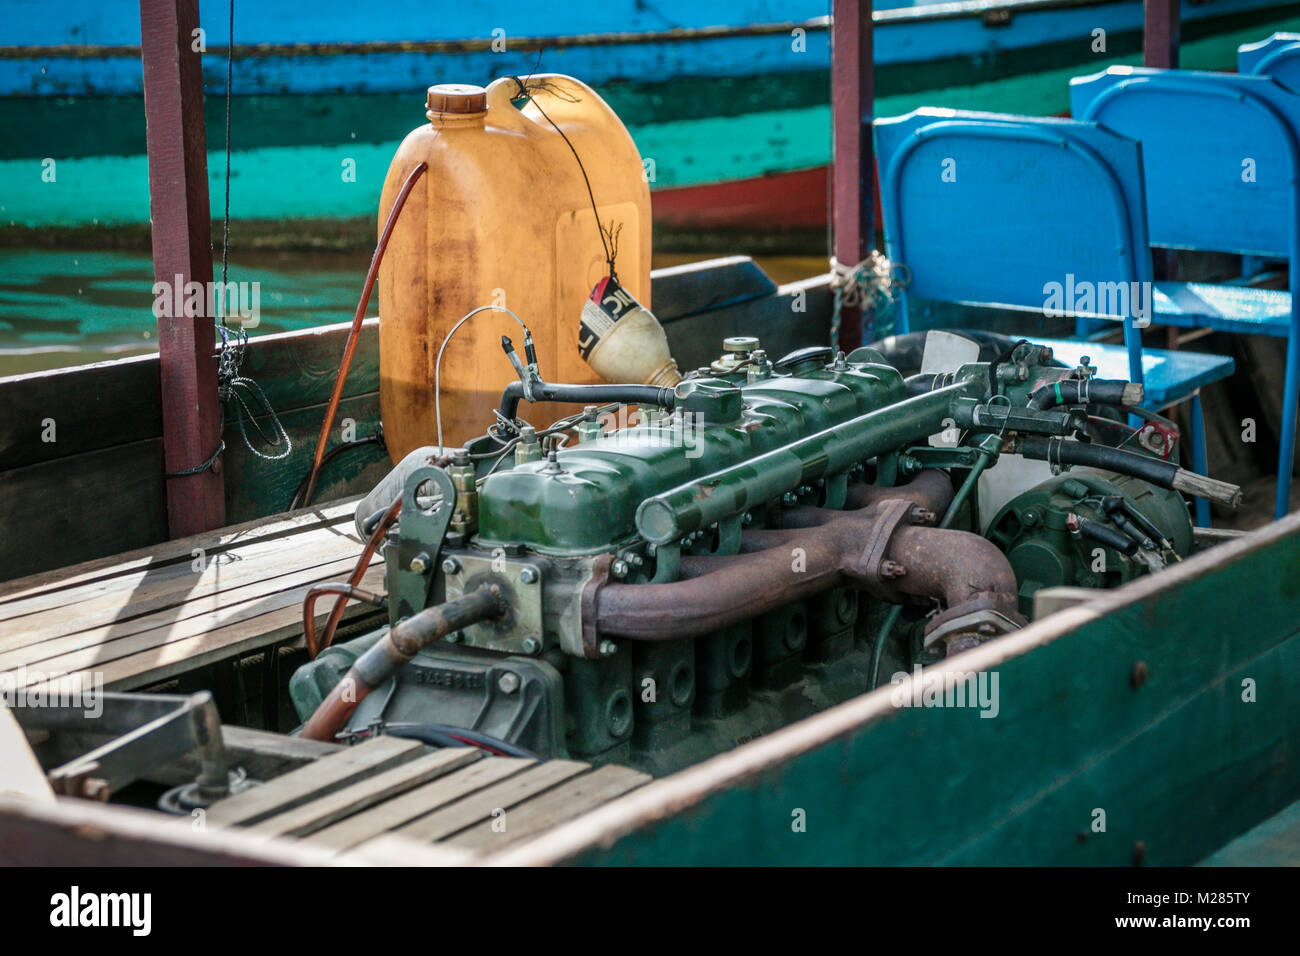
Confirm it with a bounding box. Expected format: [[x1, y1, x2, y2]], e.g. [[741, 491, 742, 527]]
[[1240, 32, 1300, 93], [874, 108, 1153, 334], [1070, 66, 1300, 261]]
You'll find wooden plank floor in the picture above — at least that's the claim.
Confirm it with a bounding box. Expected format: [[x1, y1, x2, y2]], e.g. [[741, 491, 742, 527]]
[[0, 498, 384, 692], [201, 736, 652, 864]]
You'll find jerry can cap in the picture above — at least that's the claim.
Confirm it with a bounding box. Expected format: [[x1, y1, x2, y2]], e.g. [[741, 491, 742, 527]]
[[426, 84, 488, 115]]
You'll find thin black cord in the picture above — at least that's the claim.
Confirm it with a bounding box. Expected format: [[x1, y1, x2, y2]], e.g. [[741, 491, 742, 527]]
[[515, 53, 618, 279], [221, 0, 233, 304]]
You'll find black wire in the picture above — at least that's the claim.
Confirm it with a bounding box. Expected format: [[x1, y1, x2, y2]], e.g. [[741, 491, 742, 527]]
[[221, 0, 233, 301], [288, 430, 385, 510], [517, 68, 617, 279], [382, 722, 540, 760]]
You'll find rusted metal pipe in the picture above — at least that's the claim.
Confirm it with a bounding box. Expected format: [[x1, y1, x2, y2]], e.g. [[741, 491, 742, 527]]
[[882, 525, 1019, 616], [300, 586, 506, 742], [595, 501, 1019, 642], [842, 469, 953, 513], [303, 583, 387, 658], [314, 497, 402, 658], [300, 162, 427, 508], [779, 469, 953, 527]]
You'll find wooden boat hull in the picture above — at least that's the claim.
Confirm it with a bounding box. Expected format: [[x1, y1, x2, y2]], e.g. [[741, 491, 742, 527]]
[[3, 508, 1297, 865]]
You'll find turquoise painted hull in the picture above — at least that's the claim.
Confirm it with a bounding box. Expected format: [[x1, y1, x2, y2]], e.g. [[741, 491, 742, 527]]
[[1, 0, 1298, 233]]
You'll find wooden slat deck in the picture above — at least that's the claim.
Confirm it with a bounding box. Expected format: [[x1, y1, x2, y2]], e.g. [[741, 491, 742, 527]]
[[201, 736, 652, 864], [0, 499, 384, 692]]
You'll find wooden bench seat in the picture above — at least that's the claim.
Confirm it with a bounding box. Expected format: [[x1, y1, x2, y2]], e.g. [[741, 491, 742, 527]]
[[0, 498, 383, 693]]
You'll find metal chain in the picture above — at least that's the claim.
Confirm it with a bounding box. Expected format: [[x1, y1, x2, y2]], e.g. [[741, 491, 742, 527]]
[[213, 1, 290, 465]]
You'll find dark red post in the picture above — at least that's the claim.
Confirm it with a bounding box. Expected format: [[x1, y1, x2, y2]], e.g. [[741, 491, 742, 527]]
[[1144, 0, 1180, 69], [140, 0, 225, 535], [831, 0, 874, 351]]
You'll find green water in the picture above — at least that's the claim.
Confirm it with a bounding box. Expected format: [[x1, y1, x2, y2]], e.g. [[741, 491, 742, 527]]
[[0, 248, 370, 376], [0, 248, 824, 377]]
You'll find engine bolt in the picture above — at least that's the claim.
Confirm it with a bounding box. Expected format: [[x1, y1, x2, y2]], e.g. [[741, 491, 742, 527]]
[[782, 492, 798, 506], [441, 557, 461, 574], [611, 559, 630, 578], [519, 566, 539, 585], [598, 640, 618, 657], [497, 672, 521, 695], [880, 560, 907, 579], [409, 552, 431, 574], [910, 507, 936, 525], [521, 637, 541, 655]]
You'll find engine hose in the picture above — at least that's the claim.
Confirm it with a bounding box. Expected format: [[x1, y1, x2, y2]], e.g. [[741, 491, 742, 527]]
[[303, 583, 387, 659], [1070, 515, 1138, 556], [1027, 378, 1144, 410], [300, 586, 507, 742], [299, 161, 428, 509], [1018, 436, 1242, 507], [353, 445, 450, 538], [498, 380, 676, 422], [382, 722, 539, 760], [904, 372, 940, 397], [316, 497, 402, 658]]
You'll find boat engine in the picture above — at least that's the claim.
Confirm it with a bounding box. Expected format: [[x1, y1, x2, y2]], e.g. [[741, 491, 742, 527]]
[[289, 339, 1239, 776]]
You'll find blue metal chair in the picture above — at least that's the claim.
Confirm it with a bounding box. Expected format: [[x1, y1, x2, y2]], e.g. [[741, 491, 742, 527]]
[[1240, 32, 1300, 91], [1071, 66, 1300, 520], [1239, 33, 1300, 282], [874, 108, 1233, 525]]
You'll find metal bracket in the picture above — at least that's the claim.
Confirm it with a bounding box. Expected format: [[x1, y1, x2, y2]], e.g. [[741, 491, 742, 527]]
[[444, 553, 544, 655], [392, 464, 456, 620], [12, 690, 232, 805], [854, 497, 917, 603]]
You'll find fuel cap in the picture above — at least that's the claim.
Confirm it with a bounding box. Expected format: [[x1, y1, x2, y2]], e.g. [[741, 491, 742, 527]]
[[426, 84, 488, 115]]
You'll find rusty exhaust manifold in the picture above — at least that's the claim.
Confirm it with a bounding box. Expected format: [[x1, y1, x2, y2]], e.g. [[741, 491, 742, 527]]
[[590, 473, 1023, 647]]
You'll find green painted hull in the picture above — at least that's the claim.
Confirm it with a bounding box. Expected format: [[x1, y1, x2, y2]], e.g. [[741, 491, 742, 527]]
[[485, 511, 1300, 866]]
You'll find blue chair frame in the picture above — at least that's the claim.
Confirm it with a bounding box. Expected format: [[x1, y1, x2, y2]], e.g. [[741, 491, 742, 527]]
[[1240, 33, 1300, 281], [1071, 66, 1300, 520], [874, 107, 1234, 526], [1240, 32, 1300, 91], [876, 109, 1149, 385]]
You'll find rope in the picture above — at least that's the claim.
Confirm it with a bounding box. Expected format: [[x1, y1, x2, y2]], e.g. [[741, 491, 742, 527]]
[[828, 250, 908, 348]]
